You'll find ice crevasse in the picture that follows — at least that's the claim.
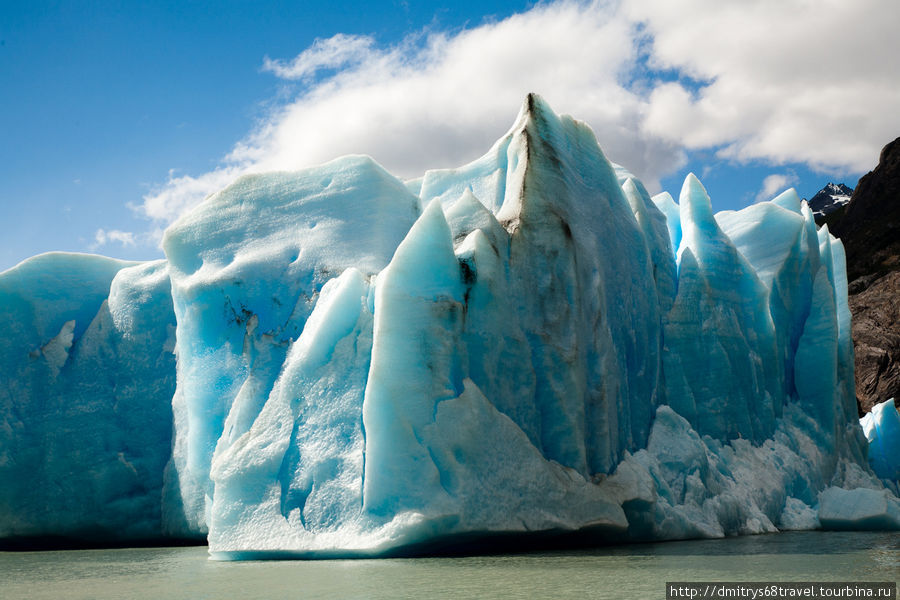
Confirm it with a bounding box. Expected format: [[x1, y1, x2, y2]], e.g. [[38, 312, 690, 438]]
[[1, 94, 899, 555]]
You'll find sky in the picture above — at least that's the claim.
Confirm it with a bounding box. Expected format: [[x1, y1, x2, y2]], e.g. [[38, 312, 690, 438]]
[[2, 0, 899, 271]]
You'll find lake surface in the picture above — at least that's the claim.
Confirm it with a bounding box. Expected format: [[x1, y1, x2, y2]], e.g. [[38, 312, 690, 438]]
[[2, 532, 897, 599]]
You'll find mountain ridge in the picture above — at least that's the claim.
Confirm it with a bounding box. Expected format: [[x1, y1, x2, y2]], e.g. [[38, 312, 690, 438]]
[[807, 182, 853, 224]]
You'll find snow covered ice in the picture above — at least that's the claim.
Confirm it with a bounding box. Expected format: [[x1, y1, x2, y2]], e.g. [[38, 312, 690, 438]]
[[1, 94, 898, 554]]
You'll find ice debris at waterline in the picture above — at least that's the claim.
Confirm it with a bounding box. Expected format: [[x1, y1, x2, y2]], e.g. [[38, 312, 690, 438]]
[[2, 94, 899, 555]]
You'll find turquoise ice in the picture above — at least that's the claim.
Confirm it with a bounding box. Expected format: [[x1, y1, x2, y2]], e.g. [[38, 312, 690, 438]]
[[0, 254, 177, 541], [861, 399, 900, 483], [2, 94, 897, 552]]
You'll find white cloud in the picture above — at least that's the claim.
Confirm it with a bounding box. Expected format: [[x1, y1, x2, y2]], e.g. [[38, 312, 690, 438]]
[[630, 0, 900, 172], [756, 173, 798, 203], [92, 228, 136, 249], [139, 0, 900, 227], [261, 34, 377, 81], [140, 1, 685, 224], [138, 167, 242, 223]]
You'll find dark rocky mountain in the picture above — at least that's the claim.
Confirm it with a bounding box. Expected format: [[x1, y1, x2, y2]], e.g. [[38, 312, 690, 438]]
[[808, 182, 853, 223], [825, 136, 900, 414]]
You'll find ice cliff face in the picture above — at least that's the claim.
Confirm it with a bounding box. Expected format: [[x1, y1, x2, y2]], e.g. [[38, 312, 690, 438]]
[[861, 399, 900, 483], [160, 158, 420, 537], [1, 94, 897, 553], [0, 254, 177, 542]]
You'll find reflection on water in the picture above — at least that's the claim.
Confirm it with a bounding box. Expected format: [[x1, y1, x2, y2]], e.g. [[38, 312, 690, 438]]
[[1, 532, 897, 600]]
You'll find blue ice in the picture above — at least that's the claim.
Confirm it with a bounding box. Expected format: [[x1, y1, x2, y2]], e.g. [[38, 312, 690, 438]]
[[1, 94, 895, 553]]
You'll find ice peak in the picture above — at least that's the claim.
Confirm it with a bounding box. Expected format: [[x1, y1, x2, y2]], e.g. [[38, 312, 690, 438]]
[[514, 92, 554, 130], [457, 187, 480, 209], [507, 93, 570, 153], [772, 188, 802, 214], [652, 191, 676, 211], [679, 173, 717, 234], [382, 198, 460, 298]]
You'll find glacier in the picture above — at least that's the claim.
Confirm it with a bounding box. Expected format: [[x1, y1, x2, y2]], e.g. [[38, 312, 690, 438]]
[[861, 399, 900, 484], [2, 94, 899, 553], [0, 254, 178, 542]]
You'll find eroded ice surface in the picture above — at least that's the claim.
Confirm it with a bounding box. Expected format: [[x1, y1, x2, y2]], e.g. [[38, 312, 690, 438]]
[[861, 399, 900, 483], [162, 157, 420, 536], [0, 253, 178, 541], [1, 94, 895, 553]]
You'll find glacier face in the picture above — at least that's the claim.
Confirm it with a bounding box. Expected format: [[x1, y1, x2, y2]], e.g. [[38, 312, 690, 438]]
[[0, 254, 178, 541], [160, 158, 420, 536], [1, 94, 897, 552], [861, 399, 900, 484]]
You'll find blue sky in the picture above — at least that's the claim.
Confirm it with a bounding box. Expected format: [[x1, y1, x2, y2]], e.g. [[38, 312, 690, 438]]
[[2, 0, 898, 271]]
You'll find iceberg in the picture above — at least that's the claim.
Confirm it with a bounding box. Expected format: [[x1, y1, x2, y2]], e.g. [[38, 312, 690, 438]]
[[0, 94, 895, 554], [818, 487, 900, 530]]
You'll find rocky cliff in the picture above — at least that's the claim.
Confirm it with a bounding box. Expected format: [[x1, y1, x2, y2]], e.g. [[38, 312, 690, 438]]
[[827, 137, 900, 414]]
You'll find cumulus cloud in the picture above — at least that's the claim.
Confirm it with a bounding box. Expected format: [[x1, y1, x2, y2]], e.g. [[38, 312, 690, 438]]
[[631, 0, 900, 171], [138, 0, 900, 227], [139, 167, 243, 223], [756, 173, 799, 203], [140, 1, 684, 224]]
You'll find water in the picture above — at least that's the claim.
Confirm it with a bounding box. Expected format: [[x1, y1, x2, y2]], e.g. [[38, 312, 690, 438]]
[[1, 532, 897, 600]]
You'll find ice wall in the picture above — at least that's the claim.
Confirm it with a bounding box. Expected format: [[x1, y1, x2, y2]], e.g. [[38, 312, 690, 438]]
[[0, 94, 893, 553], [194, 95, 881, 557], [161, 157, 420, 535], [0, 254, 178, 542], [861, 399, 900, 483], [420, 95, 671, 475]]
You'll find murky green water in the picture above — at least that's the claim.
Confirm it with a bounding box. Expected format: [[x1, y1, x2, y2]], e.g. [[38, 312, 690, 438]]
[[1, 532, 897, 599]]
